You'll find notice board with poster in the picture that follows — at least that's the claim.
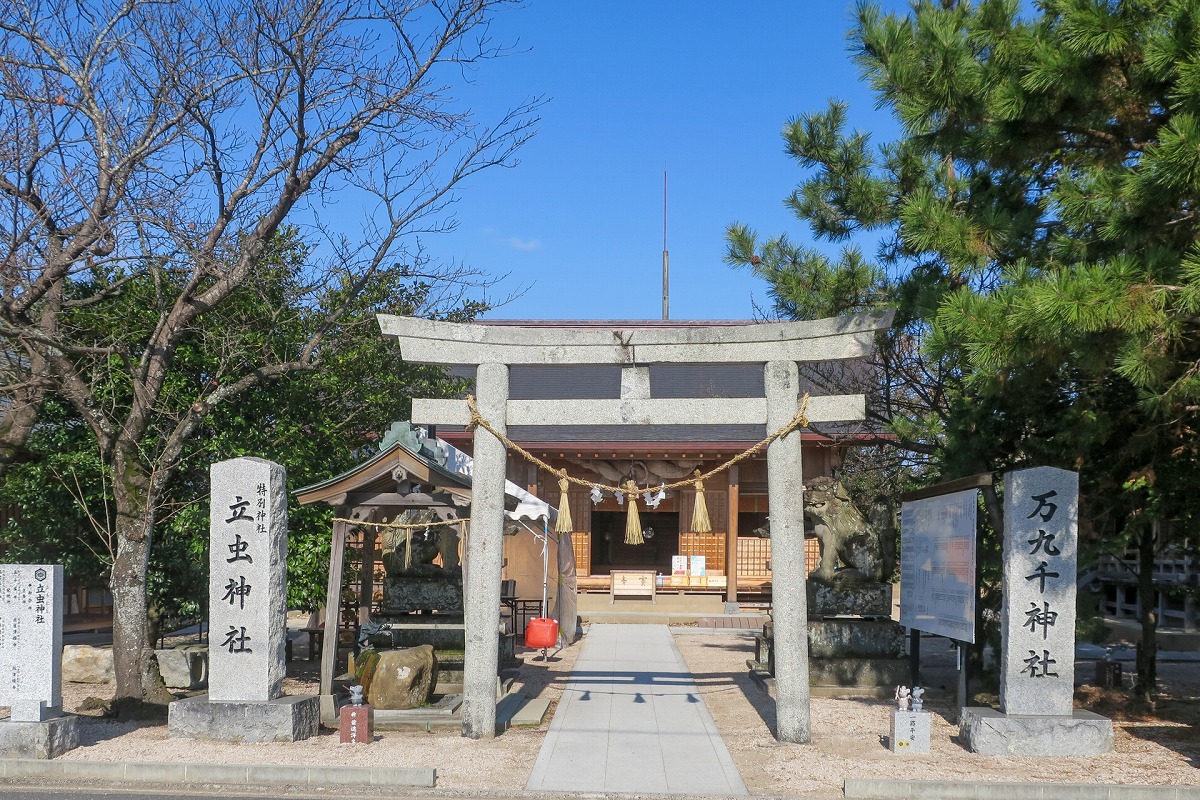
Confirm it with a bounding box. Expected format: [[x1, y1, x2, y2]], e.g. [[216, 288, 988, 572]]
[[899, 489, 977, 642]]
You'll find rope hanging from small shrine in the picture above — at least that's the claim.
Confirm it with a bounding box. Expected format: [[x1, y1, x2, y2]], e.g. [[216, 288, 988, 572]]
[[465, 392, 811, 545], [331, 517, 470, 570], [330, 517, 470, 529]]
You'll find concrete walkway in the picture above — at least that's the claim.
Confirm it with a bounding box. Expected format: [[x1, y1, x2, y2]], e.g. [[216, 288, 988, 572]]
[[525, 623, 747, 796]]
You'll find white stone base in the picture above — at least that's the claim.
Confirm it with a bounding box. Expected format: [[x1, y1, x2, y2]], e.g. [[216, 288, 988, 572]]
[[890, 709, 931, 754], [167, 694, 320, 743], [960, 707, 1113, 756], [0, 715, 79, 759]]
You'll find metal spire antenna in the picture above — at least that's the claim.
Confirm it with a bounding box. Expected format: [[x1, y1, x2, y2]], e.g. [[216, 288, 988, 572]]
[[662, 170, 669, 320]]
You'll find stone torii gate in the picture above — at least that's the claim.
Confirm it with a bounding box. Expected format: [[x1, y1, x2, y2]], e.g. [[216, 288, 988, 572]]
[[378, 312, 893, 742]]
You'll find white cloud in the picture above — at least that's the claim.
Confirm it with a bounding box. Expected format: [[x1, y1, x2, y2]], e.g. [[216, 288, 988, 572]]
[[505, 236, 542, 252]]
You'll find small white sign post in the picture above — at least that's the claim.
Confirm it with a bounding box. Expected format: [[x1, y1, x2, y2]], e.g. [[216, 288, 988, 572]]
[[0, 564, 79, 758]]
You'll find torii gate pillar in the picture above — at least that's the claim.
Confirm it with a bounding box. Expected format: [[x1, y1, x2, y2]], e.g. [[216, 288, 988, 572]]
[[463, 363, 509, 739], [765, 360, 811, 742]]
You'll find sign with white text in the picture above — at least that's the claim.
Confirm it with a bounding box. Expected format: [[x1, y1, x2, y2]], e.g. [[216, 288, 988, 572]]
[[899, 490, 977, 642]]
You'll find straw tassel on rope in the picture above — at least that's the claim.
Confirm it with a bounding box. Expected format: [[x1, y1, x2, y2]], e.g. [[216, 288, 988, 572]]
[[554, 473, 573, 533], [691, 469, 712, 534], [622, 479, 643, 545]]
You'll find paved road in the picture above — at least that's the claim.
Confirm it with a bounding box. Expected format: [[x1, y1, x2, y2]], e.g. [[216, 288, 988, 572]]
[[526, 623, 747, 795], [0, 789, 509, 800]]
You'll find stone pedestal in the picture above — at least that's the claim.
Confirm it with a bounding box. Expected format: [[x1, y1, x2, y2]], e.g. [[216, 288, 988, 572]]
[[168, 694, 320, 743], [808, 657, 908, 687], [339, 703, 374, 743], [808, 618, 905, 657], [808, 582, 892, 617], [890, 710, 931, 754], [0, 716, 78, 759], [380, 573, 464, 615], [959, 707, 1113, 756], [751, 583, 906, 690]]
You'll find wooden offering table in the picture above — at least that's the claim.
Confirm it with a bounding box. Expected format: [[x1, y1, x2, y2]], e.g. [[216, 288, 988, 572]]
[[609, 569, 657, 604]]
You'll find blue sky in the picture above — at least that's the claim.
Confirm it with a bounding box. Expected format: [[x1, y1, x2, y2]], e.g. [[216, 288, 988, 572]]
[[427, 1, 909, 321]]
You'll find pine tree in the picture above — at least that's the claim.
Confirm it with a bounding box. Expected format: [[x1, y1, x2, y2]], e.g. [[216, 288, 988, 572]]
[[728, 0, 1200, 698]]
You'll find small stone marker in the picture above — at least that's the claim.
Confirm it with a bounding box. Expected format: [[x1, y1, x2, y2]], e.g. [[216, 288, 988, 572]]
[[168, 457, 319, 742], [890, 710, 931, 754], [340, 687, 373, 744], [0, 564, 79, 758], [960, 466, 1112, 756], [889, 685, 930, 754]]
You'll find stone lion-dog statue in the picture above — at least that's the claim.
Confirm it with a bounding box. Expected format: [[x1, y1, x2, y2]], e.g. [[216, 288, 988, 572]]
[[803, 477, 886, 583]]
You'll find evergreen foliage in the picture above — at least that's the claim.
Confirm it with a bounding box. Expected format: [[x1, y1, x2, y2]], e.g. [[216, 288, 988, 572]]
[[727, 0, 1200, 697]]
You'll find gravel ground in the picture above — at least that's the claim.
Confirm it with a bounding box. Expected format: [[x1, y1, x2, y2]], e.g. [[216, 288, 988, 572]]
[[671, 633, 1200, 797], [11, 626, 1200, 796]]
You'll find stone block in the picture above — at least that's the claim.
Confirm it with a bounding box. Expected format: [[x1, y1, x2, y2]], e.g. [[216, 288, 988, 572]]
[[754, 635, 774, 674], [373, 621, 465, 650], [157, 646, 208, 690], [890, 709, 931, 754], [959, 706, 1113, 756], [808, 657, 908, 687], [808, 581, 893, 617], [167, 694, 320, 743], [339, 703, 373, 743], [0, 716, 78, 759], [379, 575, 465, 615], [61, 645, 114, 684], [808, 619, 905, 658], [368, 646, 436, 710]]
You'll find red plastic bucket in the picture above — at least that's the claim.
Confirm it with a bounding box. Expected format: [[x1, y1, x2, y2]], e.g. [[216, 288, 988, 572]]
[[524, 617, 558, 648]]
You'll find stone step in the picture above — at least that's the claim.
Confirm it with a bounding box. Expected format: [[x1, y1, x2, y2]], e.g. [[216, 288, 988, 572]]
[[494, 690, 527, 733], [697, 614, 766, 629], [510, 696, 551, 727]]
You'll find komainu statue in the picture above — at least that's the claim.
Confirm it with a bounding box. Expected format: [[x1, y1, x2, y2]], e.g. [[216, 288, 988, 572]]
[[804, 477, 887, 583]]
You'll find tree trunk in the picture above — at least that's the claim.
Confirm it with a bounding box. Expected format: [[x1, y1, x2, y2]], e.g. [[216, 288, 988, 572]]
[[109, 449, 173, 708], [980, 481, 1004, 537], [1134, 525, 1158, 700], [110, 528, 152, 701], [970, 480, 1004, 677]]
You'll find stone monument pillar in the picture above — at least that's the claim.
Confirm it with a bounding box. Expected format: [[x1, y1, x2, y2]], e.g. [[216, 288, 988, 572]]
[[168, 457, 320, 742], [0, 564, 78, 758], [960, 466, 1112, 755]]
